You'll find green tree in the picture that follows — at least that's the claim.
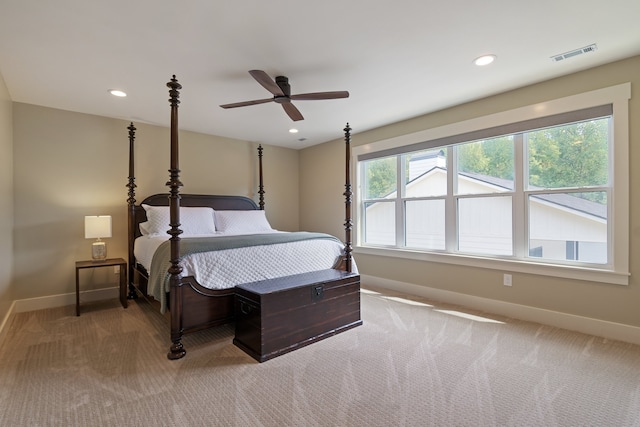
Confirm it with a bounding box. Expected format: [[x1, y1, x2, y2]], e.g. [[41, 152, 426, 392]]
[[365, 157, 396, 198], [458, 136, 514, 180], [528, 119, 608, 189]]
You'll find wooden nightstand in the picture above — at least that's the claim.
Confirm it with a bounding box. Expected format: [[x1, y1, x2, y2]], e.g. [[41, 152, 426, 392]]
[[75, 258, 128, 316]]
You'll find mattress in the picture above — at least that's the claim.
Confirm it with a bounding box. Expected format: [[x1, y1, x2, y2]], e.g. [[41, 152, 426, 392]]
[[134, 232, 357, 312]]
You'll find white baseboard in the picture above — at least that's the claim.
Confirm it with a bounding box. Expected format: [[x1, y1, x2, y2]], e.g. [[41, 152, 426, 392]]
[[0, 300, 17, 348], [362, 274, 640, 346], [0, 287, 119, 348], [13, 287, 119, 313]]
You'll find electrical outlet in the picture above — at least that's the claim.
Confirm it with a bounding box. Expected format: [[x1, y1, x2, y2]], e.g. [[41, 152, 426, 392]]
[[114, 266, 120, 275], [503, 274, 512, 286]]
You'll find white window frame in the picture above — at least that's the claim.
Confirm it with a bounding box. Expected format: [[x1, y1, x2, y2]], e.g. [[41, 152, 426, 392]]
[[353, 83, 631, 285]]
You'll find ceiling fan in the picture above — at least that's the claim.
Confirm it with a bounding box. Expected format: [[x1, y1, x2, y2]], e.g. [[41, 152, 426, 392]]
[[219, 70, 349, 121]]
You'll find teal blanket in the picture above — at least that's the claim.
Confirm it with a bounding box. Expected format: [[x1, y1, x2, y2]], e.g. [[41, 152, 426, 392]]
[[148, 232, 344, 312]]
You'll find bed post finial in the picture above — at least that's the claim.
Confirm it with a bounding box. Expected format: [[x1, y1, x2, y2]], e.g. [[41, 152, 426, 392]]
[[343, 123, 353, 273], [258, 144, 265, 210], [166, 75, 186, 360], [126, 122, 138, 300]]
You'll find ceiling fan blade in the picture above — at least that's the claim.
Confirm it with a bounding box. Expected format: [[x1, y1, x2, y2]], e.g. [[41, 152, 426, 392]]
[[249, 70, 284, 96], [290, 91, 349, 101], [282, 103, 304, 121], [220, 98, 273, 109]]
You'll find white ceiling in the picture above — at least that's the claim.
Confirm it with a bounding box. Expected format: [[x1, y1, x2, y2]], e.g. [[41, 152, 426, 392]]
[[1, 0, 639, 149]]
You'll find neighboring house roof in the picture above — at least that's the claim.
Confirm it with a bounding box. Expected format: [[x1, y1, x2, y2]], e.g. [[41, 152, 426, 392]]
[[406, 167, 607, 220], [531, 193, 607, 220]]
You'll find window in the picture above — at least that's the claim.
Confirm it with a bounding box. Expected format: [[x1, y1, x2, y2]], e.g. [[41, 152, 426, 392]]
[[355, 84, 630, 285]]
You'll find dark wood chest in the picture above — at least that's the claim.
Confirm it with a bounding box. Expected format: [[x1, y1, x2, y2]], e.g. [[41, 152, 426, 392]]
[[233, 269, 362, 362]]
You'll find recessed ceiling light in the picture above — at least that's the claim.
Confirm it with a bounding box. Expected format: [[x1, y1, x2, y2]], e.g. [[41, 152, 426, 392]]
[[109, 89, 127, 97], [474, 54, 496, 66], [289, 128, 299, 134]]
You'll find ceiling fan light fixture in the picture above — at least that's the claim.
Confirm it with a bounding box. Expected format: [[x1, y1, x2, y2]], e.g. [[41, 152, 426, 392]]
[[474, 54, 496, 66], [109, 89, 127, 97]]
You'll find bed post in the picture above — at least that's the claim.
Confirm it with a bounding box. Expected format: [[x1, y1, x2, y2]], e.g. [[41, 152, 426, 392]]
[[343, 123, 353, 273], [258, 144, 265, 210], [126, 122, 138, 300], [167, 75, 186, 360]]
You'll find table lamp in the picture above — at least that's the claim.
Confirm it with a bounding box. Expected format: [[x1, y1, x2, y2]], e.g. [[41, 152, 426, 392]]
[[85, 215, 112, 261]]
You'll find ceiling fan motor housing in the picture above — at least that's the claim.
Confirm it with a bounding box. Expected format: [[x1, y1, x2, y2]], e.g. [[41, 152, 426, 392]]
[[275, 76, 291, 96]]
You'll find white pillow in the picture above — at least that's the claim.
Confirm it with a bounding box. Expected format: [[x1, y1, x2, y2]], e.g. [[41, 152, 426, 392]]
[[214, 210, 273, 234], [141, 204, 216, 236], [139, 221, 151, 235]]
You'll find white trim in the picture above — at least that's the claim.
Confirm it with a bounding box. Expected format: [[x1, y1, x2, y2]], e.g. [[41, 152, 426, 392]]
[[13, 287, 119, 313], [610, 88, 630, 278], [362, 274, 640, 346], [353, 83, 631, 285], [0, 287, 119, 347], [355, 246, 629, 285], [0, 300, 17, 348]]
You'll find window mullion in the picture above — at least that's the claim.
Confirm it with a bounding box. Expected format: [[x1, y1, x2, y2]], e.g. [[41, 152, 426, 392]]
[[445, 146, 457, 252], [513, 133, 525, 258], [396, 155, 405, 247]]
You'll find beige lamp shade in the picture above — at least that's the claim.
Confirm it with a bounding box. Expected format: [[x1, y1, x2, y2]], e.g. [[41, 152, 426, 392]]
[[84, 216, 112, 239]]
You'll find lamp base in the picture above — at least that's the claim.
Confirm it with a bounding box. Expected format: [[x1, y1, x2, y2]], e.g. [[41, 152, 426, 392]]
[[91, 241, 107, 261]]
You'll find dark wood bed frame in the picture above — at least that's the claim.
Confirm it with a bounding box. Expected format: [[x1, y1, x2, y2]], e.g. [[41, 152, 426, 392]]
[[126, 75, 355, 360]]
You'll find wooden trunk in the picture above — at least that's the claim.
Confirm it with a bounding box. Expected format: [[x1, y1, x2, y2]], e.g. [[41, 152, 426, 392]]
[[233, 269, 362, 362]]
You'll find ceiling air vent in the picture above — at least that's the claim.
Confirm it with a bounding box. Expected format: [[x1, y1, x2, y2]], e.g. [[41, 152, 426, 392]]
[[551, 44, 597, 62]]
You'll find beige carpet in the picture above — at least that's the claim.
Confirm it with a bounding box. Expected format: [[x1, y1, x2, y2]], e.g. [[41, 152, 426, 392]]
[[1, 286, 639, 427]]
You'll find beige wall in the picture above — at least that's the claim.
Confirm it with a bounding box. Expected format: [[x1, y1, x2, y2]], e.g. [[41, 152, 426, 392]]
[[12, 104, 299, 301], [300, 55, 640, 329], [0, 72, 13, 319]]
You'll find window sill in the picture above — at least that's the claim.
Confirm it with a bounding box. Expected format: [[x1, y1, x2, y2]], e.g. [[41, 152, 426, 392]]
[[354, 245, 629, 286]]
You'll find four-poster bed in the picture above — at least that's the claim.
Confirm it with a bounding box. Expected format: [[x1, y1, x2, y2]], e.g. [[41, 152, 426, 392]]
[[126, 75, 360, 360]]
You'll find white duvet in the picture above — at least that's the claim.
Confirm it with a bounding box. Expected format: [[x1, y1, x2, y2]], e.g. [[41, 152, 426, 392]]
[[134, 232, 357, 292]]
